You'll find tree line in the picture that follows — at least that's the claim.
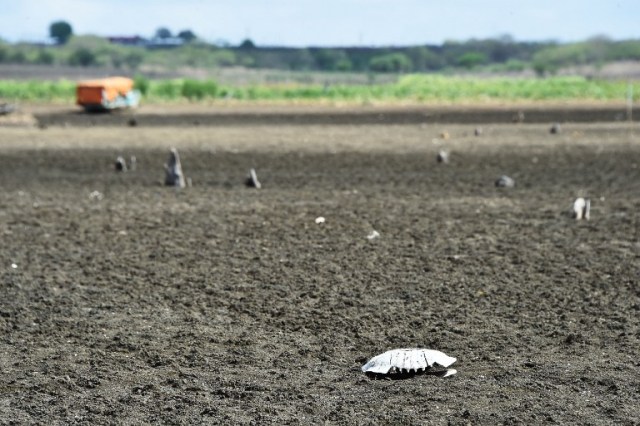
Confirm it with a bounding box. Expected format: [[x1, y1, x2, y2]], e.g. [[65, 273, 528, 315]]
[[1, 21, 639, 76]]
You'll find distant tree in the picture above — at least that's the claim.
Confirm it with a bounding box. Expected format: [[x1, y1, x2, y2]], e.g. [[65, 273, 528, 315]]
[[36, 49, 55, 65], [286, 49, 315, 70], [312, 49, 351, 71], [457, 52, 488, 69], [369, 53, 412, 73], [9, 50, 27, 64], [502, 59, 526, 72], [531, 44, 587, 76], [406, 47, 445, 71], [335, 58, 353, 71], [155, 27, 172, 39], [49, 21, 73, 44], [607, 40, 640, 61], [177, 30, 197, 42], [124, 52, 144, 69], [239, 39, 256, 49], [68, 47, 96, 67]]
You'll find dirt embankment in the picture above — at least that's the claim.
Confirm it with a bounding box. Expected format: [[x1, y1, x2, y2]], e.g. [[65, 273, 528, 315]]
[[30, 104, 636, 128]]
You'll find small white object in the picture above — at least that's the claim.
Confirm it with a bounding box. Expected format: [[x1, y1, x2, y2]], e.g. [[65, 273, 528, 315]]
[[367, 230, 380, 240], [245, 168, 261, 189], [362, 348, 457, 377], [572, 197, 591, 220], [89, 190, 103, 201], [115, 156, 127, 172], [11, 263, 17, 269], [495, 175, 515, 188], [315, 216, 326, 224], [436, 150, 449, 164]]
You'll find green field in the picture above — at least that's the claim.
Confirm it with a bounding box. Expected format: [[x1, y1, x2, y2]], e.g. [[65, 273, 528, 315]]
[[0, 75, 637, 104]]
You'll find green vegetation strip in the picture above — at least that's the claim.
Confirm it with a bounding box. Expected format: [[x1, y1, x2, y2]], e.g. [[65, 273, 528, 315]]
[[1, 75, 638, 103]]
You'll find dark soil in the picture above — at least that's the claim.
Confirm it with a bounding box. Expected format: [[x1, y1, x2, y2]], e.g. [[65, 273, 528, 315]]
[[0, 112, 639, 424], [33, 105, 636, 128]]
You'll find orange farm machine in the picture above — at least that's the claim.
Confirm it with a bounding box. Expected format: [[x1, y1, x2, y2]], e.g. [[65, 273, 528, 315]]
[[76, 77, 140, 111]]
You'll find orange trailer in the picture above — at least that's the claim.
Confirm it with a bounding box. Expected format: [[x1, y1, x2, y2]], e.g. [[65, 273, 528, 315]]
[[76, 77, 140, 110]]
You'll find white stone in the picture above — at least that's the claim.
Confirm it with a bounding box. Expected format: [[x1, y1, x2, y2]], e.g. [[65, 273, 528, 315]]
[[572, 197, 591, 220], [495, 175, 515, 188], [436, 150, 449, 164], [89, 190, 103, 201], [245, 168, 261, 189]]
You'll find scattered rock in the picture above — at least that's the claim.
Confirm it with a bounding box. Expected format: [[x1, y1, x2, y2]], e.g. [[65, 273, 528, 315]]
[[512, 111, 525, 123], [0, 103, 17, 116], [245, 168, 261, 189], [474, 127, 483, 136], [439, 131, 450, 140], [115, 156, 127, 172], [550, 123, 561, 134], [436, 150, 449, 164], [572, 197, 590, 220], [164, 148, 186, 188], [495, 175, 515, 188], [89, 190, 104, 201]]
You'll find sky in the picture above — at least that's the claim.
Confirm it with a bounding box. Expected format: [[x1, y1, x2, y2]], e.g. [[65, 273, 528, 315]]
[[0, 0, 638, 47]]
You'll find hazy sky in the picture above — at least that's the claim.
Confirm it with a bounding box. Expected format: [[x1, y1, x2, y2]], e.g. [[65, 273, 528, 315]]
[[1, 0, 638, 46]]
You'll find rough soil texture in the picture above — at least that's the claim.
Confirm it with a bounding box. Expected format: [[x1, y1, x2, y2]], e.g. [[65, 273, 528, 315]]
[[0, 107, 639, 425], [31, 103, 637, 128]]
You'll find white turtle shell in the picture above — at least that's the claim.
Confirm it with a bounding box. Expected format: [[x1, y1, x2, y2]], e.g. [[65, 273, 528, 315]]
[[362, 348, 456, 375]]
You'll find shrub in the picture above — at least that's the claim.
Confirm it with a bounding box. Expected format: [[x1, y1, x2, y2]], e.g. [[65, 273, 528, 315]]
[[133, 75, 149, 96], [456, 52, 488, 69], [68, 48, 96, 66], [181, 79, 218, 100], [369, 53, 413, 73], [36, 50, 55, 65]]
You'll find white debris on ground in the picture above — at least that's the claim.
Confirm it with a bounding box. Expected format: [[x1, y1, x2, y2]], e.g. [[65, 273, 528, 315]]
[[11, 263, 17, 269], [362, 348, 457, 378], [89, 190, 103, 201], [315, 216, 326, 224], [367, 230, 380, 240], [572, 197, 591, 220], [495, 175, 515, 188], [245, 168, 261, 189], [436, 150, 449, 164]]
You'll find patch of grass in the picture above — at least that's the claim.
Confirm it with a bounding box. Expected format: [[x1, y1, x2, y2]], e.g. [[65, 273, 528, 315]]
[[0, 75, 637, 104]]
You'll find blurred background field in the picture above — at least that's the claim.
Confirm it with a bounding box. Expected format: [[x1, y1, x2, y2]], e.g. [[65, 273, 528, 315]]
[[0, 74, 638, 104], [1, 29, 640, 105]]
